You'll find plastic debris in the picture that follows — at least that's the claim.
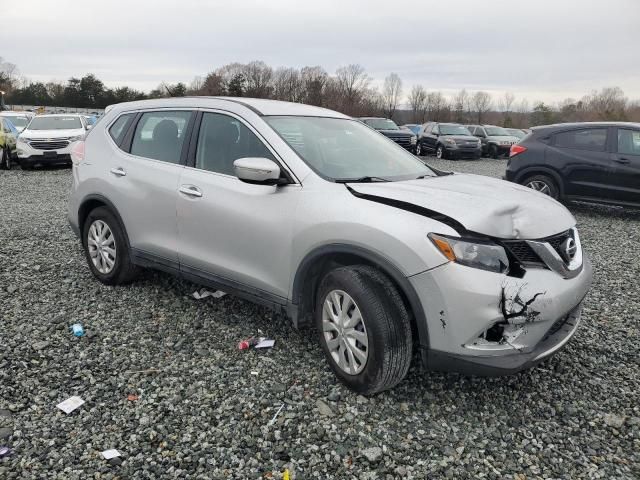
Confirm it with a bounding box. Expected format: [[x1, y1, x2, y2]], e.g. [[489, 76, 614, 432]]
[[70, 323, 85, 337], [192, 288, 226, 300], [269, 403, 285, 426], [0, 446, 11, 458], [283, 468, 290, 480], [126, 394, 139, 402], [56, 396, 85, 414], [255, 339, 275, 349], [101, 449, 122, 460]]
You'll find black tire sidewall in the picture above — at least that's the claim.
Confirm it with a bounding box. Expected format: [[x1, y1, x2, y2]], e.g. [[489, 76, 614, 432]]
[[1, 148, 8, 170], [436, 145, 444, 159], [82, 207, 130, 285], [315, 268, 401, 393], [523, 174, 560, 200]]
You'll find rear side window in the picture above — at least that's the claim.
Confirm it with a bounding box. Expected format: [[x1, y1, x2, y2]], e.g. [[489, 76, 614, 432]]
[[195, 112, 275, 176], [554, 128, 607, 152], [108, 114, 134, 145], [130, 111, 191, 164], [617, 129, 640, 156]]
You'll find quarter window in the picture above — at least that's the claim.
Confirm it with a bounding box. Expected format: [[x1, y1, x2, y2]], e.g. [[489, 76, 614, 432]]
[[195, 112, 275, 175], [108, 113, 134, 146], [130, 111, 191, 163], [554, 128, 607, 152], [617, 129, 640, 156], [432, 125, 440, 135]]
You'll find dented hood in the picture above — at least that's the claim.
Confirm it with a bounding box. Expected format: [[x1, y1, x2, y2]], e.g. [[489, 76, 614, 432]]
[[348, 173, 575, 240]]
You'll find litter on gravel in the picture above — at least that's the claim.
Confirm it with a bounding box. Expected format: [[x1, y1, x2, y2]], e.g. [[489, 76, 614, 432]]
[[56, 396, 85, 414], [101, 449, 122, 460], [0, 446, 11, 458], [192, 288, 226, 300]]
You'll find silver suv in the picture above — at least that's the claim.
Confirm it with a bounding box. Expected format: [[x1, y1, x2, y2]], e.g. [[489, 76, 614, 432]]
[[67, 98, 593, 394]]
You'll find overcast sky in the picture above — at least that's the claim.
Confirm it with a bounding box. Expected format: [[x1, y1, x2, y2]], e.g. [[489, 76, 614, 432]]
[[2, 0, 639, 104]]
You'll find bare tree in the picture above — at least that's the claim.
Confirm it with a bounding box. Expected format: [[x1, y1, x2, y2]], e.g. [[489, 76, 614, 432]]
[[426, 91, 448, 121], [499, 92, 516, 126], [453, 89, 469, 123], [189, 76, 204, 93], [334, 64, 370, 114], [381, 73, 402, 119], [243, 60, 273, 98], [472, 91, 492, 123], [199, 71, 226, 96], [408, 85, 427, 123], [301, 66, 328, 106], [586, 87, 627, 120], [273, 67, 303, 102]]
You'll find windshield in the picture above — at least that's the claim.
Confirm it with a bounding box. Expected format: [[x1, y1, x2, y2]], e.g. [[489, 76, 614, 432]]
[[506, 128, 525, 138], [266, 117, 435, 181], [404, 125, 421, 134], [440, 125, 472, 136], [27, 116, 83, 130], [363, 118, 399, 130], [485, 126, 510, 136], [4, 116, 29, 128]]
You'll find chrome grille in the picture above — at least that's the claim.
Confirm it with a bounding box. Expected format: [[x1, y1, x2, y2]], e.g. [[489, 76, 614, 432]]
[[29, 139, 70, 150], [503, 230, 574, 268]]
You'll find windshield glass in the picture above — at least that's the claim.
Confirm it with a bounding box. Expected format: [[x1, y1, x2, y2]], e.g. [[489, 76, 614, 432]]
[[485, 126, 510, 136], [404, 125, 421, 134], [27, 116, 82, 130], [266, 117, 435, 181], [440, 125, 472, 136], [506, 128, 525, 138], [4, 116, 29, 128], [363, 118, 399, 130]]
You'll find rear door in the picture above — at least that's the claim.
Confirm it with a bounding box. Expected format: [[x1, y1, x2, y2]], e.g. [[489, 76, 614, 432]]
[[549, 127, 614, 200], [107, 109, 193, 267], [609, 127, 640, 204], [176, 110, 300, 299]]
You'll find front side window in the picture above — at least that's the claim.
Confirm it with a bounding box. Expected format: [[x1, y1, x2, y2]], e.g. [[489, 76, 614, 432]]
[[555, 128, 607, 152], [617, 129, 640, 156], [130, 111, 191, 163], [27, 116, 83, 130], [195, 112, 275, 175], [108, 113, 134, 146], [266, 116, 435, 181], [432, 125, 440, 135]]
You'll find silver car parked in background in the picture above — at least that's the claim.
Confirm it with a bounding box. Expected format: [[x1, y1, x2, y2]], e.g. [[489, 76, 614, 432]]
[[67, 98, 592, 394]]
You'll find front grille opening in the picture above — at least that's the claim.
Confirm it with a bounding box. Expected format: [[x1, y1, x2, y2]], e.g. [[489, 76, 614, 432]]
[[480, 323, 505, 343]]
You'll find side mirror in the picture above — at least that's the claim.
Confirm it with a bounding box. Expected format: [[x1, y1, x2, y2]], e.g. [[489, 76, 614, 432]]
[[233, 157, 284, 185], [86, 125, 93, 131]]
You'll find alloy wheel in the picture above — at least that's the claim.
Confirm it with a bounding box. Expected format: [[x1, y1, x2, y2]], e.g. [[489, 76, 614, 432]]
[[322, 290, 369, 375], [436, 146, 443, 159], [87, 219, 117, 274], [526, 180, 551, 196]]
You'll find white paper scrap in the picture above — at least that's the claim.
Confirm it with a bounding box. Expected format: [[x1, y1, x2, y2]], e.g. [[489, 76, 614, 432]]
[[192, 289, 227, 300], [56, 396, 85, 414], [101, 449, 121, 460], [255, 339, 275, 349]]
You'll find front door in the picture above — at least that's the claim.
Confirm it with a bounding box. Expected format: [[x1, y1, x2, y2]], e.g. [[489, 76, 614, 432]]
[[609, 127, 640, 204], [176, 111, 300, 299]]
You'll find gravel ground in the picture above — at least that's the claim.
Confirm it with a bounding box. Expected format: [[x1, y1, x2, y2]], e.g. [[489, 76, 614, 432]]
[[1, 161, 639, 479]]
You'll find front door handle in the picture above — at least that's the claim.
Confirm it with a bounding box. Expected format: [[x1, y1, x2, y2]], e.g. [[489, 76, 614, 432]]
[[110, 167, 126, 177], [613, 157, 630, 164], [179, 185, 203, 198]]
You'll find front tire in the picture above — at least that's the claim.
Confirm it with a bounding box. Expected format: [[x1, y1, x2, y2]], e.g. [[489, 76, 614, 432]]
[[0, 148, 10, 170], [436, 145, 446, 159], [522, 174, 560, 200], [489, 144, 499, 159], [415, 142, 423, 156], [315, 265, 413, 395], [82, 206, 138, 285]]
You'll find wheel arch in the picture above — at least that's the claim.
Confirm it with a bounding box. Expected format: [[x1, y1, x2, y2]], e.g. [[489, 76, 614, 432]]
[[78, 194, 131, 248], [289, 244, 429, 353]]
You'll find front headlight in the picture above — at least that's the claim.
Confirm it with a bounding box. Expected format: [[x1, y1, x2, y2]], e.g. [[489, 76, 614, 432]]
[[68, 135, 85, 142], [410, 136, 417, 145], [17, 137, 31, 144], [429, 233, 509, 273], [443, 138, 456, 145]]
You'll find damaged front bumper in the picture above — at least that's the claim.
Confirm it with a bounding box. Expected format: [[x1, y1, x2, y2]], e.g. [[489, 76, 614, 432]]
[[410, 253, 592, 375]]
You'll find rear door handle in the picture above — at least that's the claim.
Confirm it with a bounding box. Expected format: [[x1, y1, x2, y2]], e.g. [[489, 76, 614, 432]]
[[110, 167, 126, 177], [179, 185, 203, 198], [614, 157, 630, 164]]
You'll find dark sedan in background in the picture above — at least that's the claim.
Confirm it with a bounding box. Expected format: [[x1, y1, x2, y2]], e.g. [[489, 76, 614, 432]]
[[506, 122, 640, 207], [359, 117, 417, 153]]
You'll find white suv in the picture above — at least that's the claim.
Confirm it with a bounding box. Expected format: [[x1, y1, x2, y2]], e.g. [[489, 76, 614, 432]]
[[67, 98, 593, 394], [17, 113, 89, 169]]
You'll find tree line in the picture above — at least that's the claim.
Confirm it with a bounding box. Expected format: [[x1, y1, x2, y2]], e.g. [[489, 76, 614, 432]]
[[1, 57, 638, 127]]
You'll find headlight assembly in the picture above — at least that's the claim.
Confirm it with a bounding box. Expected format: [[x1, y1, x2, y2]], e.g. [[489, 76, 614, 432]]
[[443, 138, 456, 145], [68, 135, 85, 142], [429, 233, 509, 273], [410, 136, 417, 145]]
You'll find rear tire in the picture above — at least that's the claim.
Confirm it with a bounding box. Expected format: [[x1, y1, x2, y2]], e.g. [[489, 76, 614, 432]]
[[522, 174, 560, 200], [82, 206, 138, 285], [489, 144, 499, 159], [315, 265, 413, 395]]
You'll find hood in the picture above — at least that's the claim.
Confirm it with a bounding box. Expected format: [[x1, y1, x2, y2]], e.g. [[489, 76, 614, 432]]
[[348, 173, 575, 239], [21, 128, 85, 139], [487, 135, 519, 142], [442, 135, 479, 142], [377, 129, 414, 137]]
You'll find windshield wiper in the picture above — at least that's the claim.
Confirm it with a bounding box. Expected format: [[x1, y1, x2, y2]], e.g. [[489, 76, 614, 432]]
[[334, 176, 391, 183]]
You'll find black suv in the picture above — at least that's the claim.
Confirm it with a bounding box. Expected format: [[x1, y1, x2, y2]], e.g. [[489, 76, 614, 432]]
[[416, 122, 481, 159], [505, 122, 640, 207], [359, 117, 417, 153]]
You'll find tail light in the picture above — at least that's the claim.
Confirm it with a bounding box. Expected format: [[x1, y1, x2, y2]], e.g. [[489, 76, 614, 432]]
[[70, 140, 85, 165], [509, 144, 527, 158]]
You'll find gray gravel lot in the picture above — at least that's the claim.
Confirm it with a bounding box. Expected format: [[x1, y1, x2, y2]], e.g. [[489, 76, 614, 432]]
[[1, 160, 639, 479]]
